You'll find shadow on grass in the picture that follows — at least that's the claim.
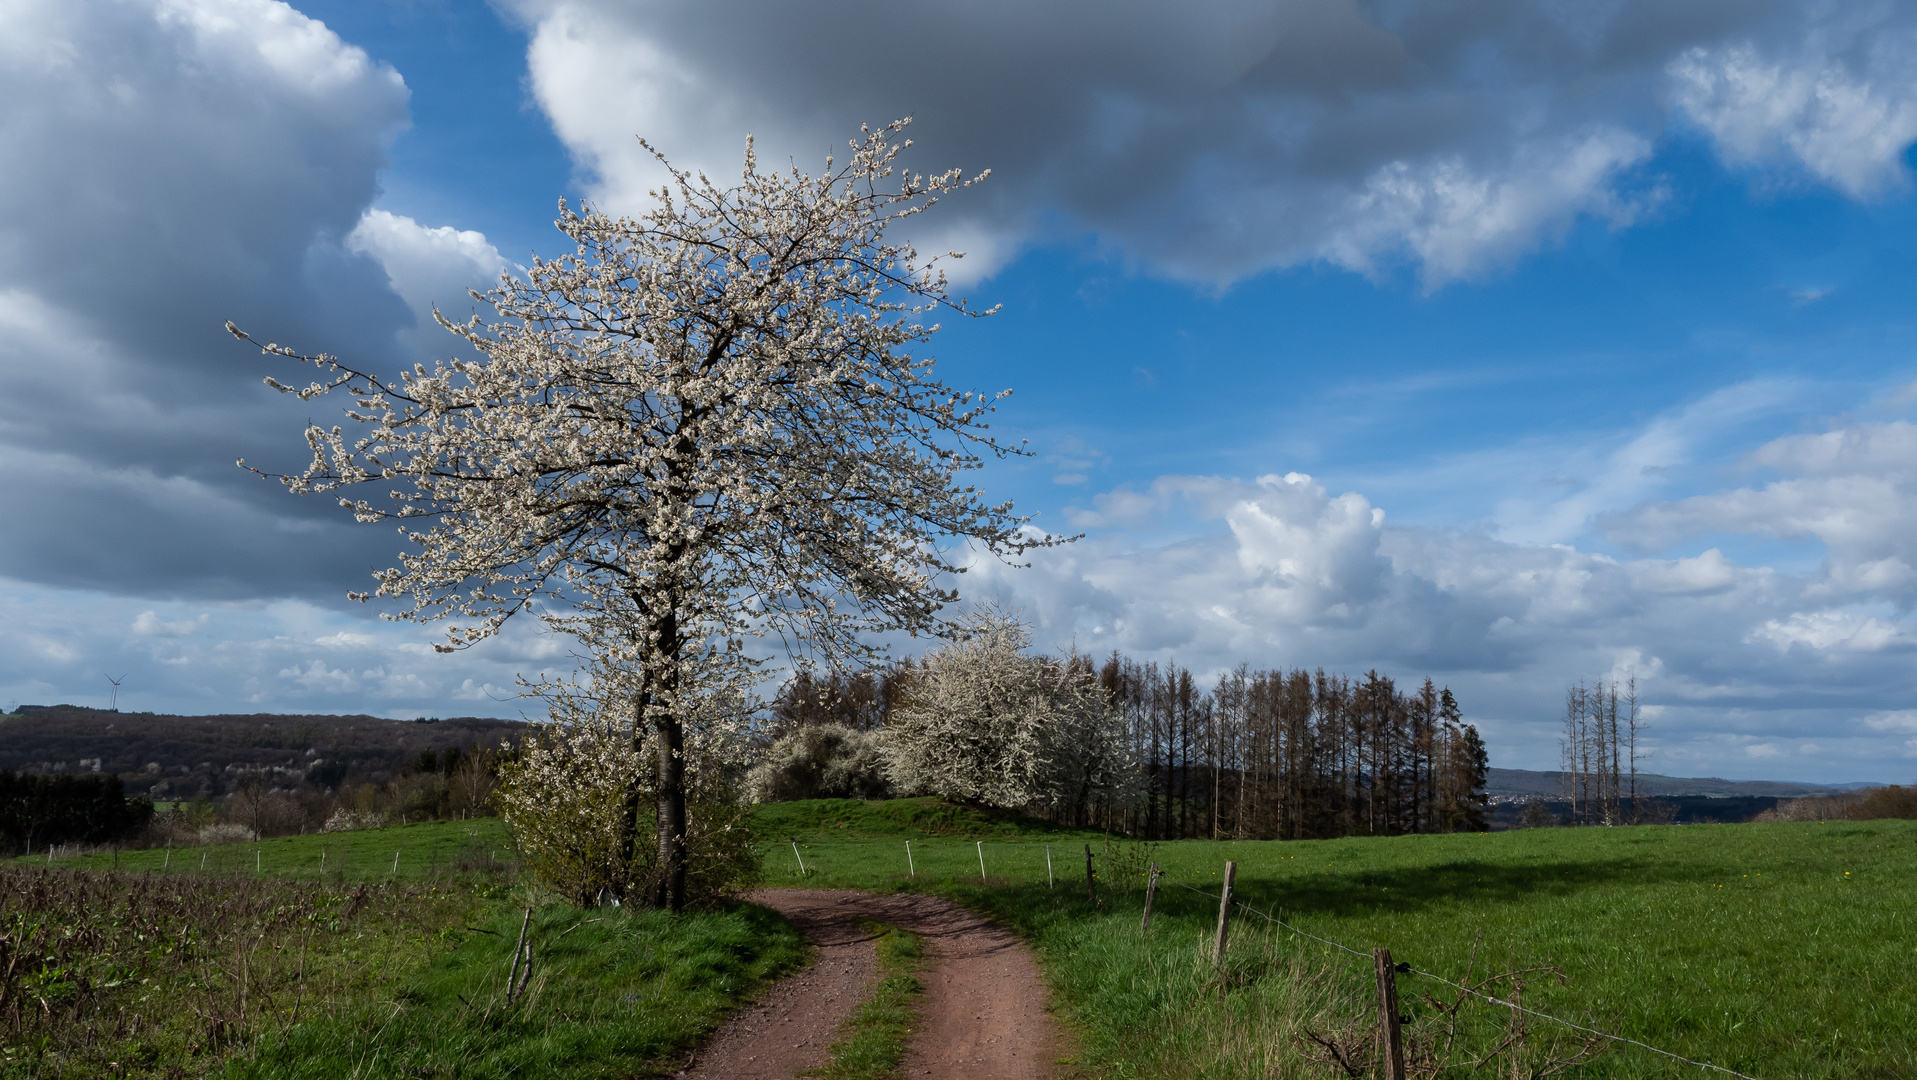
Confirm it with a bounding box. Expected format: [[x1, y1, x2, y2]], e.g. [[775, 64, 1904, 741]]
[[938, 852, 1731, 935]]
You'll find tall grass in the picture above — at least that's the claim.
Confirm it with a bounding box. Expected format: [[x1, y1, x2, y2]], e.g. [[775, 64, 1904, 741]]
[[0, 867, 479, 1079], [4, 817, 805, 1079]]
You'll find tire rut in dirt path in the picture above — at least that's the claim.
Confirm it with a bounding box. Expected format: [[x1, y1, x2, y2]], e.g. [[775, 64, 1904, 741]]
[[674, 893, 880, 1079], [683, 889, 1066, 1080]]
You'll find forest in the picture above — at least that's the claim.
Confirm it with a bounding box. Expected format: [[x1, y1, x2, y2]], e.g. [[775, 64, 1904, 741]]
[[759, 648, 1490, 843]]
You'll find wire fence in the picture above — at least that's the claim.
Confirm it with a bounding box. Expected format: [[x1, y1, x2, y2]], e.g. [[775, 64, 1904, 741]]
[[774, 839, 1762, 1079], [1154, 871, 1761, 1080]]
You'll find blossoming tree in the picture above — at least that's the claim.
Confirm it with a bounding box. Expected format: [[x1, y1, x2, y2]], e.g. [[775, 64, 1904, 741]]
[[884, 608, 1138, 813], [231, 121, 1056, 909]]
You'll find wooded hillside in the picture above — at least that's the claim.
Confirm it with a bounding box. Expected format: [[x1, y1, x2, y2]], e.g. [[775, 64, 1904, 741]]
[[0, 706, 528, 801]]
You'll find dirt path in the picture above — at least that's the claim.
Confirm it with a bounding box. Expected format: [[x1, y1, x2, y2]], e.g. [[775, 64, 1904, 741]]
[[674, 892, 880, 1080], [679, 889, 1065, 1080]]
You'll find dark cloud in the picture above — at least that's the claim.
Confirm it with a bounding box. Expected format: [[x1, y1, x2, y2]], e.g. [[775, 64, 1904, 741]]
[[509, 0, 1917, 285], [0, 0, 480, 600]]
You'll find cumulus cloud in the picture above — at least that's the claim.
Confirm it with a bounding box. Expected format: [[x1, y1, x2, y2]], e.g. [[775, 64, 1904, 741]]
[[346, 209, 509, 355], [0, 0, 431, 599], [1751, 610, 1910, 653], [1627, 549, 1738, 595], [0, 0, 523, 606], [501, 0, 1917, 287], [959, 406, 1917, 776]]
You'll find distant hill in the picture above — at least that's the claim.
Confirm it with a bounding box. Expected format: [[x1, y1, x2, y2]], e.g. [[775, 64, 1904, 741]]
[[0, 705, 530, 802], [1486, 767, 1885, 801]]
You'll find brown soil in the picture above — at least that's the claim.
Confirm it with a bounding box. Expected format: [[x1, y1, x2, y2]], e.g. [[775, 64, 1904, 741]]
[[679, 889, 1066, 1080]]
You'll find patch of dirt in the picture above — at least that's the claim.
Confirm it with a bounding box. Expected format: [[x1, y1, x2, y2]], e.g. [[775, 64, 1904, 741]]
[[681, 889, 1067, 1080]]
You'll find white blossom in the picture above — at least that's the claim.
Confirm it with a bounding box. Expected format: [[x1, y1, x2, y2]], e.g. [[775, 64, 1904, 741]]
[[884, 607, 1137, 813], [232, 120, 1062, 907]]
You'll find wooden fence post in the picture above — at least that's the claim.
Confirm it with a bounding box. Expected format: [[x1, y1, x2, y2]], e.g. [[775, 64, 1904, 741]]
[[1083, 844, 1097, 903], [1374, 947, 1406, 1080], [513, 939, 533, 1000], [507, 907, 532, 1000], [1211, 861, 1237, 965], [1140, 862, 1160, 932]]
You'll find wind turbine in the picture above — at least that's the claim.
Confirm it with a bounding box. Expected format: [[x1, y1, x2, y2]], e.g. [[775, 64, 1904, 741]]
[[105, 674, 127, 712]]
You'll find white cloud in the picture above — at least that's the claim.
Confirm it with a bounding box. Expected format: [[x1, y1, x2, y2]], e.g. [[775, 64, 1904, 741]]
[[1604, 419, 1917, 605], [1670, 38, 1917, 198], [0, 0, 419, 598], [1751, 610, 1911, 654], [501, 0, 1917, 287], [1863, 710, 1917, 734], [132, 611, 207, 638], [1327, 128, 1657, 289], [962, 403, 1917, 777], [346, 210, 508, 355], [1628, 549, 1737, 595]]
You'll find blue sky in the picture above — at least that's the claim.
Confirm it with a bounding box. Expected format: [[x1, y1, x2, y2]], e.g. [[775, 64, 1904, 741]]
[[6, 0, 1917, 781]]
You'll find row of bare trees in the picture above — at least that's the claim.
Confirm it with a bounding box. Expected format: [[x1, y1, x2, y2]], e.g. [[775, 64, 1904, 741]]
[[1558, 678, 1646, 826], [1089, 658, 1489, 840]]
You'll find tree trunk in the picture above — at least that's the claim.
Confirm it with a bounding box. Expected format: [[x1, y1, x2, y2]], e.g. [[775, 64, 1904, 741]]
[[632, 600, 687, 913], [654, 711, 686, 910], [616, 699, 647, 901]]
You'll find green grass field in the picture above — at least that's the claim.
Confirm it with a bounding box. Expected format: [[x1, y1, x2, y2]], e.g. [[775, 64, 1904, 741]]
[[6, 818, 806, 1079], [762, 801, 1917, 1078], [20, 801, 1914, 1076], [25, 816, 517, 881], [227, 899, 806, 1080]]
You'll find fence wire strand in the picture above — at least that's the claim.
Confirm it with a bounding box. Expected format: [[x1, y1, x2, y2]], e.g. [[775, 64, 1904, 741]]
[[1156, 872, 1760, 1080]]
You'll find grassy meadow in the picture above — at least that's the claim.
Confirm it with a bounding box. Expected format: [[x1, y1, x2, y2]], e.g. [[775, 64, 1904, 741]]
[[761, 799, 1916, 1078], [30, 816, 518, 881], [0, 819, 805, 1079], [229, 900, 806, 1080], [4, 799, 1910, 1077]]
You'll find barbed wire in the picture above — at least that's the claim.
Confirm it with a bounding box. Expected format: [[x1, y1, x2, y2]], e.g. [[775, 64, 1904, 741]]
[[1155, 872, 1760, 1080]]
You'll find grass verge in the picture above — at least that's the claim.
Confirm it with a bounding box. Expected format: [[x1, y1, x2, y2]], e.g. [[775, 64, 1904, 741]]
[[806, 922, 924, 1080], [0, 868, 487, 1079], [226, 898, 806, 1079]]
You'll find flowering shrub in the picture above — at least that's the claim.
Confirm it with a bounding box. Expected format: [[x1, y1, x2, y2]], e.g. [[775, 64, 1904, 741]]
[[319, 808, 388, 832], [194, 822, 257, 845], [884, 609, 1138, 814], [495, 687, 757, 907], [746, 724, 892, 802]]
